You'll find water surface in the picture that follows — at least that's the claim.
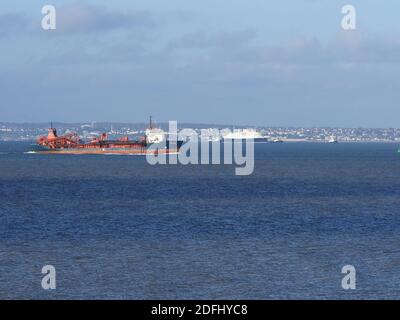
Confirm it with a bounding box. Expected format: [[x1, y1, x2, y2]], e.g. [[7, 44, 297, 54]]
[[1, 142, 400, 299]]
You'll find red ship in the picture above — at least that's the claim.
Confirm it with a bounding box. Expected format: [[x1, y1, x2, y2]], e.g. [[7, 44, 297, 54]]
[[34, 119, 181, 155]]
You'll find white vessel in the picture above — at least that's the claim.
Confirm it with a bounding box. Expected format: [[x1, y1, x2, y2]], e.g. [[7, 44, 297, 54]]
[[222, 129, 269, 143], [200, 128, 221, 142], [328, 136, 338, 143]]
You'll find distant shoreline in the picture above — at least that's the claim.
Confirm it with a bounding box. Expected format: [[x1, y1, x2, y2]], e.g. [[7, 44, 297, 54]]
[[1, 122, 400, 130], [1, 139, 399, 144], [1, 123, 400, 144]]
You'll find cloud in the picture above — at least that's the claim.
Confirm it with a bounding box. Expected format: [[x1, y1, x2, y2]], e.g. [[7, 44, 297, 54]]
[[2, 2, 400, 126], [0, 13, 30, 37], [168, 30, 400, 73], [167, 29, 257, 50], [56, 4, 155, 34], [327, 31, 400, 64], [0, 4, 157, 39]]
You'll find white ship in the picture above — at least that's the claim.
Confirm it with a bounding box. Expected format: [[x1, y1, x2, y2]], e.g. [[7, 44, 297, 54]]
[[328, 136, 338, 143], [200, 128, 221, 142], [222, 129, 269, 143], [270, 138, 284, 143]]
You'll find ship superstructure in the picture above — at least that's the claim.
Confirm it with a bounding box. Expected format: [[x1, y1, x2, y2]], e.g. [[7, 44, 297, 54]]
[[145, 116, 166, 144]]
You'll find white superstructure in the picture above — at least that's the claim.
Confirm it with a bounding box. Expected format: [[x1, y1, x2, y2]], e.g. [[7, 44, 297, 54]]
[[145, 127, 165, 144], [222, 129, 265, 140], [145, 116, 166, 144], [328, 136, 338, 143]]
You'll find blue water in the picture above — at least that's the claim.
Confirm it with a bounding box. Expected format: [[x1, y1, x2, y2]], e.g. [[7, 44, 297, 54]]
[[1, 142, 400, 299]]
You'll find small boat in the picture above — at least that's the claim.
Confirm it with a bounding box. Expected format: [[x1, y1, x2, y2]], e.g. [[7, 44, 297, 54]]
[[328, 136, 338, 143]]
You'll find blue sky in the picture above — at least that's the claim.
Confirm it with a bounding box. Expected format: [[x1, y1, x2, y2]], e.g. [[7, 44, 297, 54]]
[[1, 0, 400, 126]]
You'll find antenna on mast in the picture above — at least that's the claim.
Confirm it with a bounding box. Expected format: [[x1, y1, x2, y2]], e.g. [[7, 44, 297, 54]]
[[149, 116, 153, 129]]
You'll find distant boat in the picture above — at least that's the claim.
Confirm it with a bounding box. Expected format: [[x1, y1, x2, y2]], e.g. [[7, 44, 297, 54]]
[[200, 128, 221, 142], [328, 136, 338, 143]]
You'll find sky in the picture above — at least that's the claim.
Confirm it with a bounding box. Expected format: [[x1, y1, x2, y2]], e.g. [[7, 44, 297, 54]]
[[1, 0, 400, 127]]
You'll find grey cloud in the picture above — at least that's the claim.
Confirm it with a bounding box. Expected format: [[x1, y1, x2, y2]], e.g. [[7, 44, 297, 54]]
[[179, 30, 400, 68], [327, 32, 400, 64], [167, 29, 257, 50], [54, 4, 155, 34], [0, 4, 156, 38], [258, 32, 400, 66], [0, 13, 31, 37], [3, 8, 400, 127], [34, 27, 400, 86]]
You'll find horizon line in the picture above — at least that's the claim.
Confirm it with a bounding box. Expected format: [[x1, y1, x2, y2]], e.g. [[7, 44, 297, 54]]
[[1, 121, 400, 130]]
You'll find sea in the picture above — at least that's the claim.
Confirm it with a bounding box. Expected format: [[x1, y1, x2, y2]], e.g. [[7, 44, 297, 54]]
[[0, 141, 400, 299]]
